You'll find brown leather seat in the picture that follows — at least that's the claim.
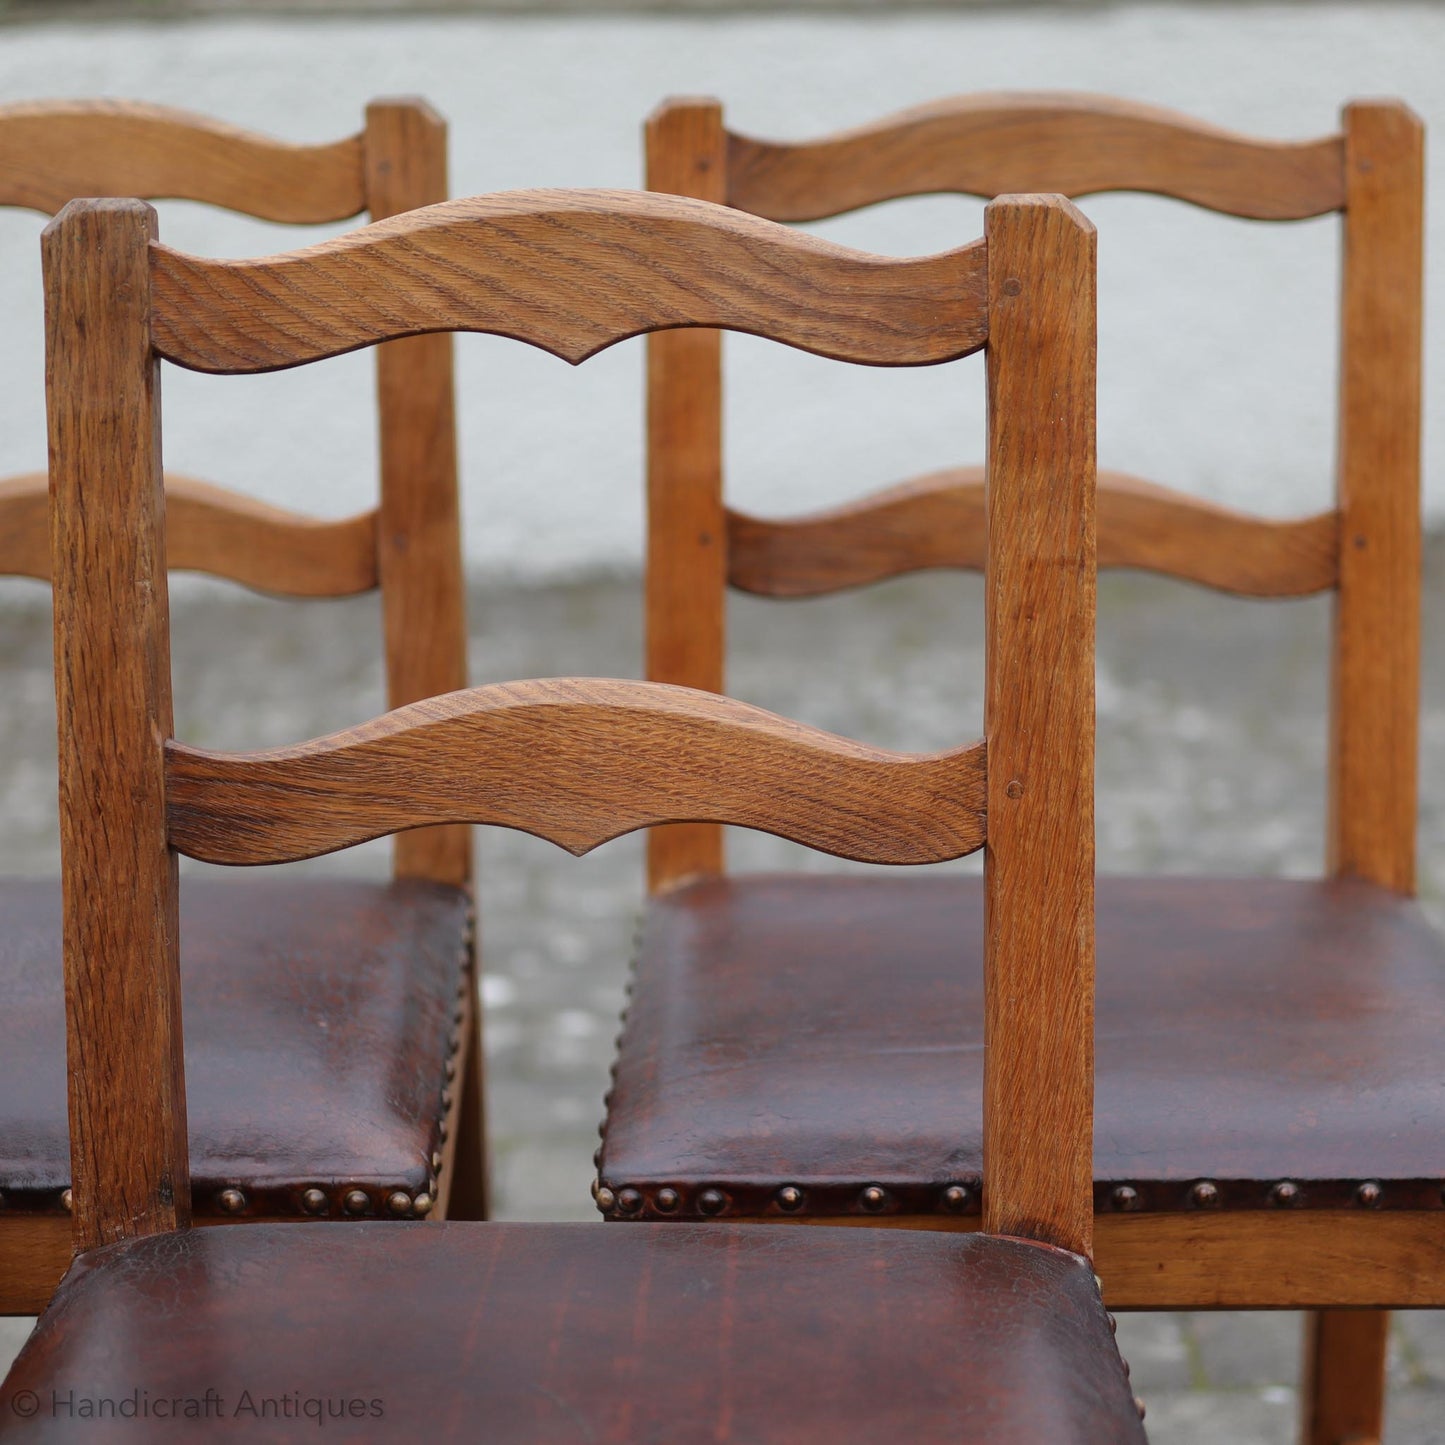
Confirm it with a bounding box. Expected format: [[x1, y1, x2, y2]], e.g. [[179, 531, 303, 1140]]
[[0, 1221, 1144, 1442], [0, 876, 470, 1219], [599, 873, 1445, 1220]]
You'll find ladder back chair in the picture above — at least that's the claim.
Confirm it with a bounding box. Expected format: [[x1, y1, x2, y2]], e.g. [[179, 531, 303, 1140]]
[[608, 92, 1426, 1445], [0, 188, 1147, 1441], [0, 99, 482, 1318]]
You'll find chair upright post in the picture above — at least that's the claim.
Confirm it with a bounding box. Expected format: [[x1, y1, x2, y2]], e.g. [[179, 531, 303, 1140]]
[[365, 99, 472, 890], [1327, 99, 1423, 897], [644, 99, 729, 893], [45, 198, 186, 1254], [981, 195, 1097, 1256]]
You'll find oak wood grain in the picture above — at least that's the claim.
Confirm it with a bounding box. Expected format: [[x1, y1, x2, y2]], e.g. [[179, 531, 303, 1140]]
[[44, 198, 189, 1254], [1319, 105, 1421, 1445], [644, 99, 729, 892], [0, 1216, 75, 1315], [1301, 1310, 1389, 1445], [981, 195, 1097, 1257], [726, 467, 1339, 599], [1327, 101, 1423, 897], [727, 91, 1344, 222], [0, 471, 377, 595], [165, 679, 987, 868], [792, 1210, 1445, 1310], [364, 99, 472, 888], [0, 99, 364, 222], [149, 190, 989, 374]]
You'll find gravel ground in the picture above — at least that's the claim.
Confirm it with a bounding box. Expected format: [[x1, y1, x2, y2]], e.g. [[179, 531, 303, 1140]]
[[3, 552, 1445, 1440]]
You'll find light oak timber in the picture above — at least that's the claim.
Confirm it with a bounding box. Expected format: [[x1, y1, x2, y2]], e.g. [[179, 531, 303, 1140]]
[[0, 1219, 74, 1316], [364, 98, 472, 890], [45, 199, 189, 1254], [1327, 101, 1423, 896], [1315, 96, 1424, 1445], [165, 679, 987, 868], [728, 91, 1344, 223], [782, 1212, 1445, 1310], [644, 99, 730, 892], [148, 191, 989, 374], [981, 196, 1097, 1257], [0, 99, 364, 222], [1303, 1310, 1390, 1445], [0, 471, 376, 595], [727, 467, 1339, 599]]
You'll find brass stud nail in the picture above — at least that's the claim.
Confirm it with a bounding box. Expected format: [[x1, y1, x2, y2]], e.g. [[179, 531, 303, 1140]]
[[1112, 1185, 1140, 1212], [1005, 778, 1024, 799], [941, 1184, 970, 1213], [1122, 1357, 1131, 1379], [859, 1185, 888, 1213], [697, 1189, 727, 1216], [343, 1189, 371, 1216], [590, 1178, 601, 1201], [217, 1188, 247, 1215], [445, 1057, 457, 1082], [617, 1188, 643, 1214], [386, 1191, 413, 1218], [655, 1188, 680, 1214], [593, 1146, 603, 1167], [1093, 1274, 1104, 1293], [412, 1192, 434, 1217], [1357, 1181, 1382, 1208], [1134, 1397, 1147, 1421], [441, 1089, 454, 1111], [1107, 1313, 1118, 1336], [1001, 277, 1023, 298], [432, 1151, 444, 1172], [1190, 1180, 1220, 1209], [301, 1188, 328, 1216], [1270, 1180, 1300, 1208], [60, 1188, 73, 1213], [776, 1185, 804, 1213], [595, 1187, 617, 1214], [598, 1121, 607, 1138]]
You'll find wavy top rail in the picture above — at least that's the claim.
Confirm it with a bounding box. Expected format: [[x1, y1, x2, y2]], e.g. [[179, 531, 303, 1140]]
[[0, 471, 378, 597], [726, 467, 1339, 599], [0, 100, 365, 222], [725, 92, 1345, 222], [165, 677, 988, 866], [146, 189, 990, 373]]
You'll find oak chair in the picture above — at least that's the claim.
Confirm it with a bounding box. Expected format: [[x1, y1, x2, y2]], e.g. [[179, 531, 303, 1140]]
[[0, 99, 482, 1317], [602, 92, 1427, 1445], [0, 187, 1147, 1440]]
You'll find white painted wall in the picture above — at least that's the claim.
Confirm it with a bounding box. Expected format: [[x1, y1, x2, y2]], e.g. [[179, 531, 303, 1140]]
[[0, 5, 1439, 580]]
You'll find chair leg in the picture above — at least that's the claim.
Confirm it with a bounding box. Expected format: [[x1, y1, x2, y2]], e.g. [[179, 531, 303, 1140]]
[[444, 997, 490, 1220], [1300, 1309, 1389, 1445]]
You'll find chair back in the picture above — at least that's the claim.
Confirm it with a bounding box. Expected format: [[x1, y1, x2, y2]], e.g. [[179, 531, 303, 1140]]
[[645, 93, 1422, 899], [0, 97, 468, 884], [44, 186, 1096, 1258]]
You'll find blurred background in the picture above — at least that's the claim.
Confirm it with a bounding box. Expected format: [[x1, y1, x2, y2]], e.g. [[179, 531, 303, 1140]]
[[1, 2, 1444, 1442]]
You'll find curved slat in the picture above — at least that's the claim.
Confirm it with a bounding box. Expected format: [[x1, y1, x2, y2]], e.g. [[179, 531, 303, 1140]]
[[726, 468, 1339, 599], [0, 472, 377, 596], [727, 92, 1344, 222], [164, 477, 378, 596], [165, 678, 987, 866], [0, 100, 364, 222], [148, 189, 989, 374]]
